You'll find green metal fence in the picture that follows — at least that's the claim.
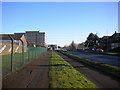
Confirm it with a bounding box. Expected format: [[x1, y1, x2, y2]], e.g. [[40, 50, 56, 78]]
[[2, 47, 48, 77]]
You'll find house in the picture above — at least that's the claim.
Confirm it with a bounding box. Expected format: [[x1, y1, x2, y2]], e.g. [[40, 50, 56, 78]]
[[99, 36, 110, 49], [109, 32, 120, 49], [99, 32, 120, 50]]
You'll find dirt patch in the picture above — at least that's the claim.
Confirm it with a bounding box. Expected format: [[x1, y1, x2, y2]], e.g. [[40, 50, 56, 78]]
[[2, 51, 51, 88], [57, 52, 120, 88]]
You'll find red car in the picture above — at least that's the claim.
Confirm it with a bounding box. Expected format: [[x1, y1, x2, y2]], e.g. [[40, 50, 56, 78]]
[[96, 49, 104, 52]]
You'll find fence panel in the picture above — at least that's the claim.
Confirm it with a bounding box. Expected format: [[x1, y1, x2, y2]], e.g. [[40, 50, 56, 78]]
[[2, 54, 11, 76], [14, 52, 22, 71], [2, 41, 12, 76], [2, 46, 48, 77]]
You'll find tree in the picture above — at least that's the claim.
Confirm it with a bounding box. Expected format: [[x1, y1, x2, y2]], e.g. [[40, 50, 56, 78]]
[[69, 41, 77, 51], [58, 46, 62, 48], [85, 33, 99, 49], [63, 45, 68, 49]]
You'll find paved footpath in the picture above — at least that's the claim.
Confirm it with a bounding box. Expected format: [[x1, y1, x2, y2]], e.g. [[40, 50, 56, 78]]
[[2, 51, 51, 88]]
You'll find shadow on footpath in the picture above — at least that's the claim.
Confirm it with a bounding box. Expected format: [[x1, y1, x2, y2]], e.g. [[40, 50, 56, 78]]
[[31, 64, 71, 67]]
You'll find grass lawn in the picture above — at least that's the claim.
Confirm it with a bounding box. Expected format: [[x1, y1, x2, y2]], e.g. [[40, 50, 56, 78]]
[[49, 52, 97, 88]]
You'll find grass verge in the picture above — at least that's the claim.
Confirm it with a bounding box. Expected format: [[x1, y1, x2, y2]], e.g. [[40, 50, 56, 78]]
[[49, 52, 97, 88], [59, 51, 120, 79], [79, 50, 120, 56]]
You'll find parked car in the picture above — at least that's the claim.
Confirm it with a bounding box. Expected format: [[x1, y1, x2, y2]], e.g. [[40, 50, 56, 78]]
[[96, 48, 104, 52], [62, 49, 67, 52], [92, 48, 97, 51]]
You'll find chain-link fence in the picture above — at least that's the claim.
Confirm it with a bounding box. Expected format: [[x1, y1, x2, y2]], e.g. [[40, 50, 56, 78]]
[[2, 46, 48, 77]]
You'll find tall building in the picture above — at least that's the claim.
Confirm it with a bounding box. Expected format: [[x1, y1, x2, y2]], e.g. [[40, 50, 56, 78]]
[[25, 31, 40, 45], [15, 31, 45, 46], [40, 32, 45, 45]]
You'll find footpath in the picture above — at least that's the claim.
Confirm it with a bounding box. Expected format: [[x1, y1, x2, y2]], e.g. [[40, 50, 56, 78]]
[[2, 51, 51, 88]]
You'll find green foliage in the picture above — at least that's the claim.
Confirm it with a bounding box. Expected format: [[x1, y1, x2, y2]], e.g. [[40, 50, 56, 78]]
[[85, 33, 99, 48], [60, 51, 120, 79], [69, 41, 77, 51], [49, 52, 97, 88]]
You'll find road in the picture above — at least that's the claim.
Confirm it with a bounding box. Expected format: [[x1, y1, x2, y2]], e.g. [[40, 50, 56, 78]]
[[67, 51, 120, 67]]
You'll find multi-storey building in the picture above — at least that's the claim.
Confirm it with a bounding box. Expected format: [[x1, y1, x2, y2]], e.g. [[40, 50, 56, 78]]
[[15, 31, 46, 46], [25, 31, 41, 45], [40, 32, 45, 46]]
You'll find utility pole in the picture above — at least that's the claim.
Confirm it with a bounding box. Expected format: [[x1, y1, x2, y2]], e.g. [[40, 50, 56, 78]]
[[96, 32, 98, 48]]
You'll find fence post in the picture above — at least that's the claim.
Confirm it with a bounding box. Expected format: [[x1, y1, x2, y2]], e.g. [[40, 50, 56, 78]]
[[20, 40, 24, 64], [28, 47, 30, 61], [8, 35, 14, 72]]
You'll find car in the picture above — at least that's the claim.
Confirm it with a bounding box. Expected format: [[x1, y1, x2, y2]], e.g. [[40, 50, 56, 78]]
[[92, 48, 97, 51], [96, 48, 104, 52], [62, 49, 67, 52]]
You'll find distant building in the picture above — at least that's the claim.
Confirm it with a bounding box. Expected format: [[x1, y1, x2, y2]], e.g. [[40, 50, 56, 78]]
[[24, 31, 41, 45], [48, 44, 57, 50], [77, 42, 86, 50], [99, 32, 120, 50], [40, 32, 45, 46], [99, 36, 110, 49], [15, 31, 46, 46], [109, 32, 120, 49]]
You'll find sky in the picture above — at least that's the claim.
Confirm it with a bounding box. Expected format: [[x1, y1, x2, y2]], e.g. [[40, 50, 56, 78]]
[[2, 2, 118, 47]]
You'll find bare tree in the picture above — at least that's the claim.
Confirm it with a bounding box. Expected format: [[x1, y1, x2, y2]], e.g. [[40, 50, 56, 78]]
[[69, 41, 77, 51]]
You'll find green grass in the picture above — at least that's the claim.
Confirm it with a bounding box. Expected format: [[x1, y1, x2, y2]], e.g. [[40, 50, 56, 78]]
[[60, 51, 120, 79], [49, 52, 97, 88], [79, 50, 120, 56], [104, 52, 120, 56]]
